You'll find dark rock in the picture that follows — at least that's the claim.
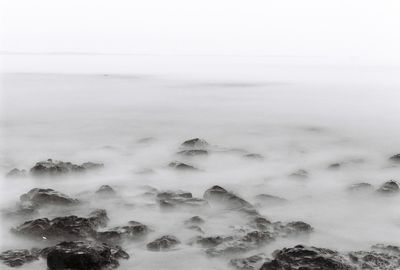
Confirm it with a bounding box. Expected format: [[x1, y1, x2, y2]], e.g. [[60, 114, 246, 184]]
[[157, 191, 207, 208], [328, 163, 342, 169], [191, 236, 230, 248], [260, 245, 354, 270], [147, 235, 180, 251], [97, 221, 149, 244], [250, 216, 272, 231], [230, 253, 268, 270], [20, 188, 79, 208], [243, 153, 264, 160], [181, 138, 209, 149], [289, 169, 309, 179], [6, 168, 27, 178], [389, 154, 400, 162], [13, 210, 108, 241], [168, 161, 197, 171], [203, 185, 258, 215], [0, 248, 40, 267], [272, 221, 313, 237], [254, 194, 288, 206], [347, 183, 373, 192], [95, 185, 116, 196], [184, 216, 205, 226], [376, 180, 399, 194], [348, 249, 400, 270], [30, 159, 103, 176], [45, 241, 128, 270], [177, 149, 208, 156]]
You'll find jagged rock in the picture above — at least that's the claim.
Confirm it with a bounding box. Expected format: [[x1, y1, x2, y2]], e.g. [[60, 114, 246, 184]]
[[30, 159, 103, 176], [206, 231, 274, 256], [376, 180, 399, 194], [203, 185, 258, 215], [181, 138, 209, 149], [147, 235, 180, 251], [347, 183, 373, 192], [97, 221, 149, 244], [349, 250, 400, 270], [6, 168, 27, 178], [177, 149, 208, 156], [260, 245, 354, 270], [20, 188, 79, 207], [12, 210, 108, 241], [0, 248, 40, 267], [389, 154, 400, 162], [168, 161, 197, 171], [157, 191, 207, 208], [44, 241, 128, 270], [95, 185, 116, 196], [254, 194, 287, 206], [243, 153, 264, 159], [289, 169, 309, 179], [230, 253, 269, 270]]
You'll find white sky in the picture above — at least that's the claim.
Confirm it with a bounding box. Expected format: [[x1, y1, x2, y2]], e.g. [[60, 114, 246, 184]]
[[1, 0, 400, 63]]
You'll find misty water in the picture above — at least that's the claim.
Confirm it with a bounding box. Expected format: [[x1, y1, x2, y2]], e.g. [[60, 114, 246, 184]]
[[1, 55, 400, 269]]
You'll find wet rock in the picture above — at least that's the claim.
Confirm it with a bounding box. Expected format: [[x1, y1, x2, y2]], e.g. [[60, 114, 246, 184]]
[[13, 210, 108, 241], [181, 138, 209, 149], [6, 168, 27, 178], [20, 188, 79, 207], [184, 216, 205, 226], [45, 241, 128, 270], [243, 153, 264, 160], [230, 253, 269, 270], [191, 236, 230, 248], [203, 185, 258, 215], [347, 183, 373, 192], [254, 194, 288, 206], [30, 159, 103, 176], [289, 169, 309, 179], [206, 231, 274, 256], [0, 248, 40, 267], [147, 235, 180, 251], [97, 221, 149, 244], [168, 161, 197, 171], [328, 163, 342, 169], [260, 245, 354, 270], [157, 191, 207, 208], [389, 154, 400, 162], [376, 180, 399, 194], [250, 216, 272, 231], [272, 221, 313, 237], [177, 149, 208, 156], [348, 249, 400, 270], [95, 185, 116, 196]]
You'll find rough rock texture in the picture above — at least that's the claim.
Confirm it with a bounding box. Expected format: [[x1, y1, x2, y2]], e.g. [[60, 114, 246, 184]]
[[95, 185, 117, 196], [181, 138, 209, 149], [0, 248, 40, 267], [203, 185, 258, 215], [20, 188, 79, 207], [44, 241, 129, 270], [376, 180, 399, 194], [146, 235, 180, 251], [6, 168, 27, 178], [30, 159, 103, 176], [157, 191, 207, 208], [168, 161, 197, 171], [12, 210, 108, 241], [97, 221, 149, 244], [260, 245, 355, 270], [230, 253, 269, 270], [177, 149, 208, 156]]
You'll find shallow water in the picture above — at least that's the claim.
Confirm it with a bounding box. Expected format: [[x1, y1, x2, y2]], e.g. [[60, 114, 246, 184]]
[[1, 55, 400, 269]]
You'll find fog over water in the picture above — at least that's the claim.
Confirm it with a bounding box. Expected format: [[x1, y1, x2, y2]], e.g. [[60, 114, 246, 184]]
[[1, 54, 400, 269]]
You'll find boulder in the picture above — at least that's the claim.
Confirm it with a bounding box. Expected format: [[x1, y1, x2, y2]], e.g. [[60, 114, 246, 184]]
[[146, 235, 180, 251], [0, 248, 40, 267], [177, 149, 208, 156], [157, 191, 207, 208], [272, 221, 313, 237], [6, 168, 27, 178], [230, 253, 268, 270], [181, 138, 209, 149], [389, 154, 400, 162], [45, 241, 128, 270], [168, 161, 198, 171], [289, 169, 309, 179], [97, 221, 149, 244], [30, 159, 103, 176], [20, 188, 79, 207], [95, 185, 117, 196], [376, 180, 399, 194]]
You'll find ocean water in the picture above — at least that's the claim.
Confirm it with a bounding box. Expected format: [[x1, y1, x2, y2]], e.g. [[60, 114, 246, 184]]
[[1, 55, 400, 269]]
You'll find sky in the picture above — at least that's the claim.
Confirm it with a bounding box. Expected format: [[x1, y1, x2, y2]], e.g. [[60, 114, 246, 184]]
[[0, 0, 400, 64]]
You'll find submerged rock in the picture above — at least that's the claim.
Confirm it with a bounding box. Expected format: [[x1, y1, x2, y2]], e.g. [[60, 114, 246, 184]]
[[95, 185, 117, 196], [260, 245, 354, 270], [230, 253, 269, 270], [97, 221, 149, 244], [203, 185, 258, 215], [0, 248, 40, 267], [177, 149, 208, 156], [45, 241, 129, 270], [376, 180, 399, 194], [30, 159, 103, 176], [389, 154, 400, 162], [289, 169, 309, 179], [168, 161, 198, 171], [347, 182, 373, 192], [184, 216, 205, 226], [254, 194, 288, 206], [146, 235, 180, 251], [157, 190, 207, 208], [181, 138, 209, 149], [272, 221, 313, 237], [243, 153, 264, 160], [20, 188, 79, 207], [6, 168, 27, 178], [191, 235, 230, 248], [328, 163, 342, 170]]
